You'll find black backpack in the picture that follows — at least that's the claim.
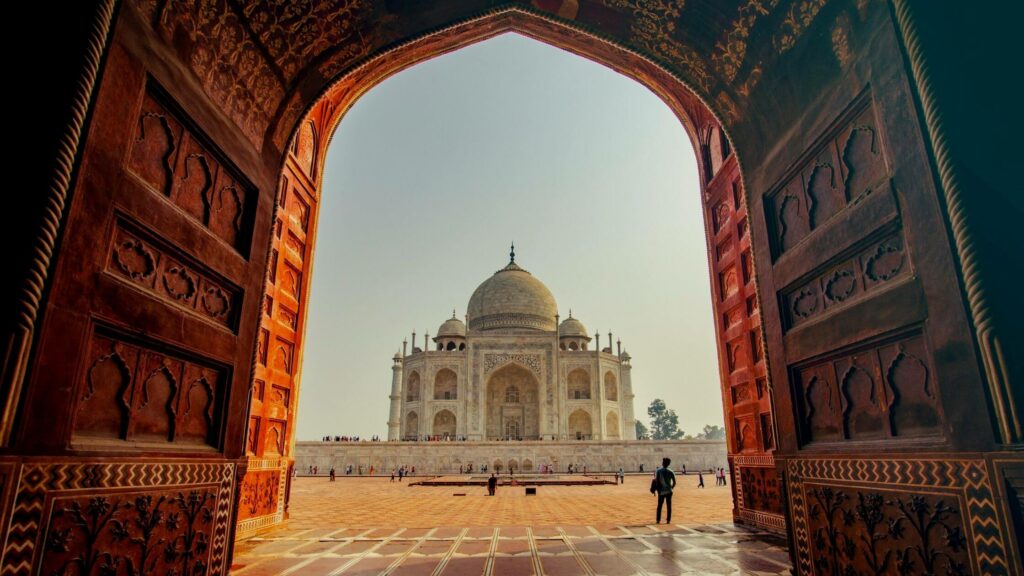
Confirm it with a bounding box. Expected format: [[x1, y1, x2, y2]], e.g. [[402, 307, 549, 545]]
[[649, 472, 659, 494]]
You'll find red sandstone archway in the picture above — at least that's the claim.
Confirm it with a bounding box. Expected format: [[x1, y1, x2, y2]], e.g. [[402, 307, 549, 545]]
[[247, 10, 778, 538], [5, 2, 1019, 575]]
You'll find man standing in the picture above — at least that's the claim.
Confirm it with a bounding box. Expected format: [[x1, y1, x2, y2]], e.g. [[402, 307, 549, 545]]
[[654, 457, 676, 524], [488, 473, 498, 496], [329, 467, 336, 482], [618, 467, 625, 484]]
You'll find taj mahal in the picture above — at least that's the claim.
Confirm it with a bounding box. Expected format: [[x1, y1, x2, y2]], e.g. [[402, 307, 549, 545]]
[[296, 248, 726, 476], [387, 247, 637, 442]]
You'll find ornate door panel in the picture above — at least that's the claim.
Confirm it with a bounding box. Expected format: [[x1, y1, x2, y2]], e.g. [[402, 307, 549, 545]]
[[236, 109, 325, 540], [747, 6, 1018, 574], [701, 149, 783, 533], [1, 10, 274, 573]]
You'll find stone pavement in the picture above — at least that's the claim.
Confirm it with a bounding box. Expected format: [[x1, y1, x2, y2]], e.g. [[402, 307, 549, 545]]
[[231, 477, 791, 575]]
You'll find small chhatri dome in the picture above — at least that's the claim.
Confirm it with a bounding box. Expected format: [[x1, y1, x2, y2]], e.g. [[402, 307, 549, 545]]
[[467, 245, 558, 331], [437, 310, 467, 338], [559, 310, 589, 338]]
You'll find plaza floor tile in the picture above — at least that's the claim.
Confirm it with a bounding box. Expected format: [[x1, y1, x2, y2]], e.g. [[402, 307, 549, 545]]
[[230, 477, 789, 575]]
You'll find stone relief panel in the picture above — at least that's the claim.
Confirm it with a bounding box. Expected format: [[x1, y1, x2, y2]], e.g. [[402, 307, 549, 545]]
[[723, 305, 744, 330], [483, 353, 542, 378], [716, 236, 735, 262], [806, 487, 969, 576], [739, 466, 782, 515], [720, 266, 740, 301], [280, 262, 302, 301], [265, 420, 286, 455], [237, 469, 280, 522], [768, 95, 888, 257], [40, 488, 218, 576], [735, 415, 758, 452], [732, 382, 753, 405], [3, 462, 233, 575], [285, 232, 305, 261], [272, 338, 294, 375], [108, 219, 240, 329], [793, 333, 943, 446], [75, 329, 225, 448], [128, 89, 254, 252], [787, 457, 1010, 576], [276, 305, 298, 330], [783, 232, 910, 329], [726, 337, 746, 373]]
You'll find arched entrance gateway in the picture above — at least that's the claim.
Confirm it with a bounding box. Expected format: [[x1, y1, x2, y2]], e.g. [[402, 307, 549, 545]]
[[486, 364, 540, 440], [4, 1, 1021, 574]]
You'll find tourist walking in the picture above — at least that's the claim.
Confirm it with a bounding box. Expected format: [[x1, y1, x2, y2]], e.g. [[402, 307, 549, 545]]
[[487, 473, 498, 496], [398, 467, 404, 482], [653, 457, 676, 524], [329, 467, 336, 481], [721, 467, 728, 486], [618, 467, 625, 484], [697, 471, 704, 488], [391, 469, 396, 482]]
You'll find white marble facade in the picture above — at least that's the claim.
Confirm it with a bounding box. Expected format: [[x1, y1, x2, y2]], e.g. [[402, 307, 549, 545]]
[[388, 250, 637, 442]]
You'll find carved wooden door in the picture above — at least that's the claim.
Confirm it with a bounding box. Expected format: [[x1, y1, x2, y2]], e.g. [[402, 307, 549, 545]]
[[1, 22, 273, 573], [746, 8, 1014, 573]]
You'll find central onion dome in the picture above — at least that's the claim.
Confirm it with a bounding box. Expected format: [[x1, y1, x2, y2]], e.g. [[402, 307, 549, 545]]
[[467, 247, 557, 332]]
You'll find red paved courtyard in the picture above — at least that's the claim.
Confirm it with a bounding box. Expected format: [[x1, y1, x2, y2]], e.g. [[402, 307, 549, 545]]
[[231, 476, 790, 575]]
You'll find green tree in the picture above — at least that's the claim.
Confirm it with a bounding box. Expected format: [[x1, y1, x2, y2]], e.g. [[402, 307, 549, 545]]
[[635, 421, 649, 440], [647, 399, 684, 440], [696, 424, 725, 440]]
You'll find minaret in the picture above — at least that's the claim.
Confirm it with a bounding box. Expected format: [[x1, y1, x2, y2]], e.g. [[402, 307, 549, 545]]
[[620, 349, 637, 440], [387, 351, 404, 440]]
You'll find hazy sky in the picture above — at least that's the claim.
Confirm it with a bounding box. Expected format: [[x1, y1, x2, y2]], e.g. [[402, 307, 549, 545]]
[[297, 33, 721, 440]]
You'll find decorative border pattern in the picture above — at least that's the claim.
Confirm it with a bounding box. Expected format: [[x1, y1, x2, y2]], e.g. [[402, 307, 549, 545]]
[[739, 508, 786, 531], [892, 0, 1019, 444], [0, 460, 234, 575], [786, 457, 1010, 576], [732, 453, 777, 467]]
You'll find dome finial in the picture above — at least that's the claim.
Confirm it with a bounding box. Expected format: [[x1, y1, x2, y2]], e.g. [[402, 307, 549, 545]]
[[568, 308, 573, 319], [509, 242, 515, 263], [452, 309, 457, 319]]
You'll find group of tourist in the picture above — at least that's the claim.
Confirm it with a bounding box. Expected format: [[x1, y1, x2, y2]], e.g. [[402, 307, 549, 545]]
[[404, 434, 467, 442], [389, 465, 415, 481], [320, 435, 383, 442]]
